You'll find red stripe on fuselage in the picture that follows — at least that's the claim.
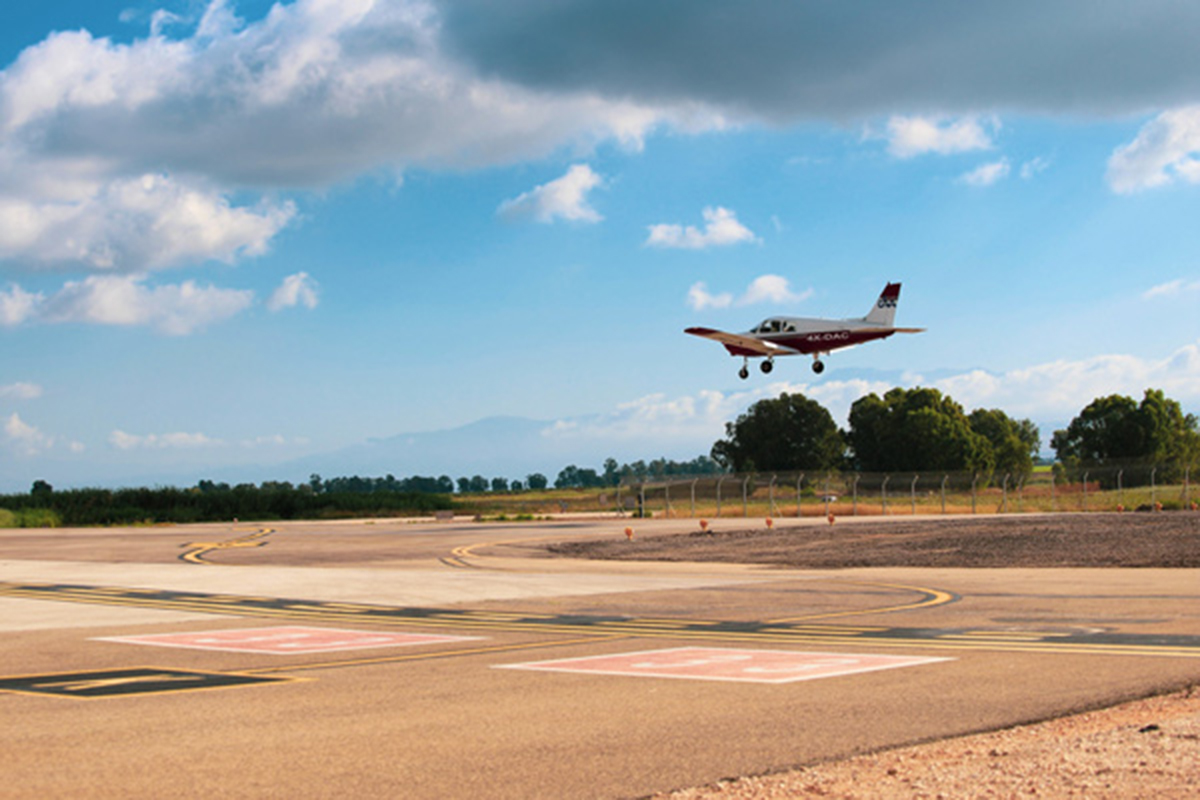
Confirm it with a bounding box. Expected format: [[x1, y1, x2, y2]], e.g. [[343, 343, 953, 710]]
[[725, 328, 895, 358]]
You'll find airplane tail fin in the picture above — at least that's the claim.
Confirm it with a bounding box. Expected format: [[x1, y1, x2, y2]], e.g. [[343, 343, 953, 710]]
[[864, 282, 901, 326]]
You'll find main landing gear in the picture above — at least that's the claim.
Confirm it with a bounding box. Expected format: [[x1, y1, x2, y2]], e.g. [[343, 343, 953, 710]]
[[812, 356, 825, 374], [738, 358, 775, 379]]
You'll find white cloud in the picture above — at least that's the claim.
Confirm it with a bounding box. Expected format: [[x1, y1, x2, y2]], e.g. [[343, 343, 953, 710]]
[[267, 272, 319, 311], [931, 342, 1200, 418], [0, 382, 42, 400], [0, 173, 295, 273], [498, 164, 604, 223], [1019, 156, 1050, 179], [958, 159, 1010, 187], [109, 429, 225, 450], [0, 284, 42, 326], [738, 275, 812, 306], [1107, 106, 1200, 193], [687, 275, 811, 310], [686, 282, 733, 311], [886, 115, 993, 159], [4, 413, 51, 456], [1143, 278, 1200, 299], [40, 275, 254, 335], [646, 207, 758, 249], [240, 434, 310, 448]]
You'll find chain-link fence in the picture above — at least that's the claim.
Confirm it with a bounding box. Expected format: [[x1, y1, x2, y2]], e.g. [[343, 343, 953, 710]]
[[604, 464, 1196, 519]]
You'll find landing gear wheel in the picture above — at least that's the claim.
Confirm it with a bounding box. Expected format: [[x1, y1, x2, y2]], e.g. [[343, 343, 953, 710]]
[[760, 360, 774, 374], [738, 365, 750, 380], [812, 359, 825, 374]]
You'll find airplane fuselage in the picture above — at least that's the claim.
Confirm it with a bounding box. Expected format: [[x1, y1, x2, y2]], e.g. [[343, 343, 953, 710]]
[[723, 317, 898, 357]]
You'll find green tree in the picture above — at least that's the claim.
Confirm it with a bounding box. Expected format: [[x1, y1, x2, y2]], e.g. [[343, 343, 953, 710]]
[[710, 392, 844, 473], [847, 387, 993, 473], [969, 409, 1039, 478], [1052, 389, 1200, 479], [525, 473, 548, 491]]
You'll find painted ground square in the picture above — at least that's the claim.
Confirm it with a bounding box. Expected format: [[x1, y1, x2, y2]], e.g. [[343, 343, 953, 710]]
[[496, 646, 951, 684]]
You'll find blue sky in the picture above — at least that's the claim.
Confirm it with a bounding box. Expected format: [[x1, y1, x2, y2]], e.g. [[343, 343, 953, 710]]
[[2, 1, 1200, 490]]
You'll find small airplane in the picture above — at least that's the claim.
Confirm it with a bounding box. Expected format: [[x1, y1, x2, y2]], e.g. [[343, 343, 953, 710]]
[[685, 282, 925, 379]]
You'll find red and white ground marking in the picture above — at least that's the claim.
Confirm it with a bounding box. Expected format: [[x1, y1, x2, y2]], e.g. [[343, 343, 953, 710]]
[[496, 646, 951, 684], [96, 626, 482, 655]]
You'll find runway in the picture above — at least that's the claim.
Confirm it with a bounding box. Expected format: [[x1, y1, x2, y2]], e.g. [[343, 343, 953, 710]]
[[2, 517, 1199, 798]]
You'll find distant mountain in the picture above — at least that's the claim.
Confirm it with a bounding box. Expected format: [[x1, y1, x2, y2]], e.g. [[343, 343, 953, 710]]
[[281, 415, 702, 483]]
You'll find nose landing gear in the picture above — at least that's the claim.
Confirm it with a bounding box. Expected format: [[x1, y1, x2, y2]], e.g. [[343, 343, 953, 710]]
[[738, 360, 750, 380]]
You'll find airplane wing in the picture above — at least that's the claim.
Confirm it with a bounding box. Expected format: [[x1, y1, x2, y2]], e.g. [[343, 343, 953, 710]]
[[684, 327, 796, 357]]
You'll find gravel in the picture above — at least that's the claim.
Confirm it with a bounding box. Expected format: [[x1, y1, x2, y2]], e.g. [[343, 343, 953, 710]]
[[656, 689, 1200, 799], [550, 512, 1200, 569]]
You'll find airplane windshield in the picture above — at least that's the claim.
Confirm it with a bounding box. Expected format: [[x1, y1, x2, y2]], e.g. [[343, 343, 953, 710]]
[[754, 319, 795, 334]]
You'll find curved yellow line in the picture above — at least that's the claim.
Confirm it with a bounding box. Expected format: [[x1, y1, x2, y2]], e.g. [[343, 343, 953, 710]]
[[767, 580, 959, 624]]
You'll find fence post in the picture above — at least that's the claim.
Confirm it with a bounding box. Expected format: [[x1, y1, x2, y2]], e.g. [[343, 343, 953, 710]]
[[796, 473, 805, 517], [911, 474, 919, 515], [639, 483, 646, 518], [664, 481, 671, 518], [852, 474, 860, 516], [742, 476, 751, 518], [769, 475, 777, 518], [1002, 473, 1009, 514], [823, 475, 832, 517], [716, 476, 726, 517], [1151, 466, 1158, 508], [971, 473, 978, 514], [1082, 471, 1088, 511], [691, 479, 698, 518], [1050, 473, 1056, 512], [1185, 467, 1191, 507], [941, 475, 948, 515], [1117, 469, 1123, 509], [882, 475, 890, 516]]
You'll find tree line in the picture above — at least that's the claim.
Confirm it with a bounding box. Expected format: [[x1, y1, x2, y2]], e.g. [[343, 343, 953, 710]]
[[0, 482, 452, 527], [708, 386, 1198, 485], [5, 387, 1194, 526]]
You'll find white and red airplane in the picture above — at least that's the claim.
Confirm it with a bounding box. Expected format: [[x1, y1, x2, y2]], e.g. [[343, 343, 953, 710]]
[[685, 282, 925, 379]]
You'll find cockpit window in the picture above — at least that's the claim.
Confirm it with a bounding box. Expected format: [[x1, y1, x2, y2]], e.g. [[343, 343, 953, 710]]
[[755, 319, 790, 334]]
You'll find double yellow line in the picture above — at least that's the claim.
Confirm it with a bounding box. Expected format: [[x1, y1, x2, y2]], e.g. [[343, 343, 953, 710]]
[[179, 528, 274, 564]]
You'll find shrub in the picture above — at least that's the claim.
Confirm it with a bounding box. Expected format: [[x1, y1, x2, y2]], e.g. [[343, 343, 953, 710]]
[[18, 508, 61, 528]]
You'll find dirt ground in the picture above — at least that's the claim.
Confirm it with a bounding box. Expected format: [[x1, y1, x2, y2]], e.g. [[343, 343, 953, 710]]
[[656, 688, 1200, 799], [549, 511, 1200, 569], [549, 512, 1200, 798]]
